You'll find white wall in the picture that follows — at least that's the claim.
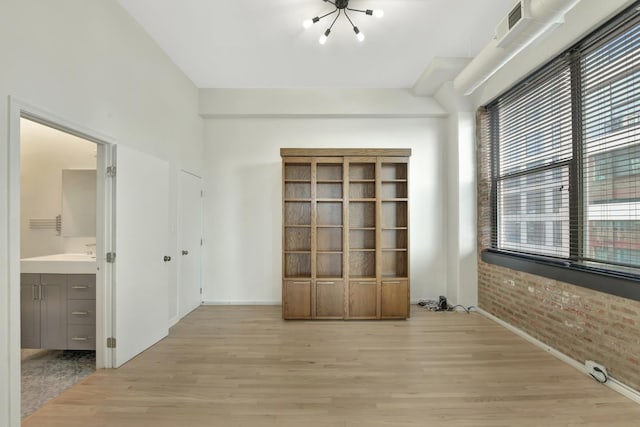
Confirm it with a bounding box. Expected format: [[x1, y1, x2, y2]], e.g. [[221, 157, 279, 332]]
[[20, 119, 97, 258], [435, 82, 478, 307], [202, 117, 448, 304], [0, 1, 203, 425]]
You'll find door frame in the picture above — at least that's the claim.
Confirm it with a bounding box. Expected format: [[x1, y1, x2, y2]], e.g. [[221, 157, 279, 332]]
[[5, 97, 116, 424], [177, 169, 203, 321]]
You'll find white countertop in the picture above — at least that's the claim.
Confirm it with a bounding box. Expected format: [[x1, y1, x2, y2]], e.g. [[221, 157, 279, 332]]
[[21, 253, 97, 275]]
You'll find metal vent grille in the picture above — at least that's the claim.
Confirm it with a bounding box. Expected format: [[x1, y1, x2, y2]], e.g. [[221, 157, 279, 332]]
[[508, 2, 522, 30]]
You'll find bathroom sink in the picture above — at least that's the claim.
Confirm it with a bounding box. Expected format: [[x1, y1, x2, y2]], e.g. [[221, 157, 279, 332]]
[[21, 253, 97, 274]]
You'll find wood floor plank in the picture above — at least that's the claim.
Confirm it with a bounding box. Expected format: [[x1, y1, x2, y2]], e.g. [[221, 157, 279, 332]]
[[22, 306, 640, 426]]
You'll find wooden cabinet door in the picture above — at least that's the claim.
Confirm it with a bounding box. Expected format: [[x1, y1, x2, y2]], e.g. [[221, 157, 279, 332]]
[[348, 280, 377, 319], [316, 279, 344, 318], [20, 274, 41, 348], [381, 279, 408, 319], [40, 274, 68, 349], [283, 280, 311, 319]]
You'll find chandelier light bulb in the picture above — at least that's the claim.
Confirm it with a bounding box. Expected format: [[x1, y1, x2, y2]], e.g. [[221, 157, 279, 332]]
[[354, 26, 365, 42], [373, 9, 384, 18], [303, 19, 313, 29], [319, 29, 330, 45]]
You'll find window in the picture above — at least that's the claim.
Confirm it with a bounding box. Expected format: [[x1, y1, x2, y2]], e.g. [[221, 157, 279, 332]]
[[487, 3, 640, 273]]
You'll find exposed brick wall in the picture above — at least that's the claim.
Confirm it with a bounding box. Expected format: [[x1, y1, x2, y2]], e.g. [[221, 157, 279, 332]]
[[476, 111, 640, 391]]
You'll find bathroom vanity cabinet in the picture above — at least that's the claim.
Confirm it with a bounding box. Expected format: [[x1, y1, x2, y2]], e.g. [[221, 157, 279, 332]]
[[21, 273, 96, 350]]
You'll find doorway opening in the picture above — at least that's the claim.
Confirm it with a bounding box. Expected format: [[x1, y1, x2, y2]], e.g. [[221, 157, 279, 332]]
[[20, 118, 97, 417], [12, 108, 115, 420]]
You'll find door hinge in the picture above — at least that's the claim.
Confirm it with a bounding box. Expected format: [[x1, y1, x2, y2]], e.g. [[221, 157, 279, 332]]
[[200, 238, 203, 246], [106, 166, 116, 177], [200, 288, 202, 295], [107, 337, 116, 348], [200, 190, 204, 197], [106, 252, 116, 263]]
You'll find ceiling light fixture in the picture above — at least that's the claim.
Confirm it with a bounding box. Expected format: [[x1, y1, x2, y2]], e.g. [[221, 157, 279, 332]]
[[303, 0, 384, 45]]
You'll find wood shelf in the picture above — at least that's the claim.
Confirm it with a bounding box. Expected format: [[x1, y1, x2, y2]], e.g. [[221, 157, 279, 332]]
[[282, 152, 409, 320]]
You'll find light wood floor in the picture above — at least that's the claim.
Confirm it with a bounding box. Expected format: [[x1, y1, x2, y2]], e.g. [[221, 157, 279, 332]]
[[23, 306, 640, 427]]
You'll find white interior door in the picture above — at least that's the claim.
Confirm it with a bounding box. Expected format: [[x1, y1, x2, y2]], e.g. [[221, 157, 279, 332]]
[[178, 170, 202, 318], [114, 145, 169, 367]]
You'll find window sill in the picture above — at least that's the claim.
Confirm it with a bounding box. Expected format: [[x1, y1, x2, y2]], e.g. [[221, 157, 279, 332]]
[[481, 249, 640, 302]]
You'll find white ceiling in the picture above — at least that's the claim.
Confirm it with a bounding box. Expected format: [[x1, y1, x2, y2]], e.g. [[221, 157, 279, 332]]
[[117, 0, 517, 89]]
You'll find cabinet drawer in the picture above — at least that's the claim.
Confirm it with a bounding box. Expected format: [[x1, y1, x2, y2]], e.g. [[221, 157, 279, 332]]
[[68, 299, 96, 325], [67, 324, 96, 350], [67, 275, 96, 299]]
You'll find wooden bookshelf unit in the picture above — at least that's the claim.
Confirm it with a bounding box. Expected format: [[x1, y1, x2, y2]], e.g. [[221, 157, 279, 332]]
[[281, 149, 410, 320]]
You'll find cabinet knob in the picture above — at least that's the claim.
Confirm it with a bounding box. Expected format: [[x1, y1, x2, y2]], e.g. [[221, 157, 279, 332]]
[[164, 256, 172, 262], [181, 250, 189, 256]]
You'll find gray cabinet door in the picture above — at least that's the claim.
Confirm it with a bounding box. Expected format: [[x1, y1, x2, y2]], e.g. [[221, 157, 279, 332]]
[[40, 274, 68, 349], [20, 274, 41, 348]]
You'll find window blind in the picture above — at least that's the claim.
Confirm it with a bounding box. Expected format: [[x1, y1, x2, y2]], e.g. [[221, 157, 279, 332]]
[[486, 2, 640, 272], [488, 54, 573, 258], [581, 15, 640, 268]]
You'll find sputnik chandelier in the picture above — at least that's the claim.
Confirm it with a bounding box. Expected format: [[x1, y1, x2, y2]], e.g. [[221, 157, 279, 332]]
[[303, 0, 384, 44]]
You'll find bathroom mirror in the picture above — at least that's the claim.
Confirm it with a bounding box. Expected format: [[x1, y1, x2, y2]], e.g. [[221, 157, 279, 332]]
[[61, 169, 96, 237]]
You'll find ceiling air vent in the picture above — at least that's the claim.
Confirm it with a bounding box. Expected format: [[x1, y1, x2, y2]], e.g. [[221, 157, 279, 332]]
[[508, 2, 523, 29], [495, 0, 533, 48]]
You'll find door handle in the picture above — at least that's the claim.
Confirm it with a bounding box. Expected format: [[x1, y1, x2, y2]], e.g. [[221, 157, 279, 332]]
[[164, 256, 172, 262], [72, 311, 89, 316], [182, 250, 189, 256], [38, 284, 43, 300], [32, 284, 38, 300]]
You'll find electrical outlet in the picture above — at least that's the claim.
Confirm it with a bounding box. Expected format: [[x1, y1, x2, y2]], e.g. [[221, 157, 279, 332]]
[[585, 360, 608, 382]]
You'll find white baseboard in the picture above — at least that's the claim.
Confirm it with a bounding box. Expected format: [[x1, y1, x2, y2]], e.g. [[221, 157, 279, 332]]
[[202, 300, 281, 306], [477, 308, 640, 405], [168, 315, 180, 328]]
